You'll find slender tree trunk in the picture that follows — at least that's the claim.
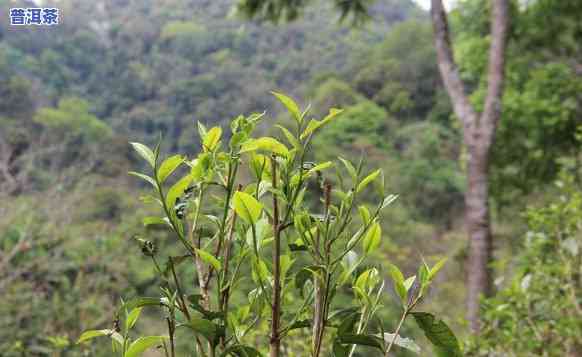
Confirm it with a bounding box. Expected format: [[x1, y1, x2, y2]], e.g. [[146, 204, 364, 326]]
[[465, 145, 493, 332], [430, 0, 509, 333]]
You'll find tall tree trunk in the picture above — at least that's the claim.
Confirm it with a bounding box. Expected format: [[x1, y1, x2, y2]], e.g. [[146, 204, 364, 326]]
[[465, 145, 493, 332], [430, 0, 509, 333]]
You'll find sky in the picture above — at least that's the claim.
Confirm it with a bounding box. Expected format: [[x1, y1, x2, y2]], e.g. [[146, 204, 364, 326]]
[[413, 0, 456, 10]]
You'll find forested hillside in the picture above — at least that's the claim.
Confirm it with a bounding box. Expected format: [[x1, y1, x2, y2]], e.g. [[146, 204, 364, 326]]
[[1, 0, 581, 355]]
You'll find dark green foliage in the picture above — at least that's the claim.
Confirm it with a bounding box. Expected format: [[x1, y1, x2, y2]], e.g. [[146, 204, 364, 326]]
[[412, 312, 461, 357]]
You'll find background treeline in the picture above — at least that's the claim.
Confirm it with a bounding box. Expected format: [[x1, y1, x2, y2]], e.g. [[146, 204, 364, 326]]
[[0, 0, 581, 355]]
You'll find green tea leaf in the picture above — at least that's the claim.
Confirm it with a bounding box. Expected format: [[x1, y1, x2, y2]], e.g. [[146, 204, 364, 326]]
[[189, 316, 219, 343], [294, 265, 325, 296], [128, 171, 157, 189], [143, 216, 167, 227], [300, 108, 343, 139], [418, 264, 429, 293], [196, 248, 221, 271], [197, 121, 208, 140], [240, 137, 289, 157], [411, 312, 462, 357], [336, 311, 361, 337], [338, 157, 357, 183], [232, 191, 263, 224], [271, 91, 301, 122], [333, 340, 350, 357], [118, 297, 162, 315], [124, 336, 167, 357], [355, 268, 379, 292], [358, 205, 370, 224], [356, 169, 382, 193], [157, 155, 184, 183], [362, 222, 381, 254], [77, 329, 114, 344], [428, 258, 448, 281], [251, 257, 271, 283], [203, 126, 222, 152], [165, 174, 193, 214], [404, 276, 416, 292], [387, 263, 407, 305], [305, 161, 333, 177], [276, 125, 301, 149], [125, 307, 142, 331], [130, 142, 155, 168]]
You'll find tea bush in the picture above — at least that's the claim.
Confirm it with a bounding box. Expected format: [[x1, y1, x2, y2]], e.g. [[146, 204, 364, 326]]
[[78, 92, 458, 357]]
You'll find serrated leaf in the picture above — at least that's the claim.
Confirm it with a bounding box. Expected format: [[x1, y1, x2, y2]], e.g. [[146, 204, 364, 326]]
[[130, 142, 155, 168], [382, 333, 421, 353], [362, 222, 381, 254], [357, 169, 381, 193], [240, 137, 289, 157], [412, 312, 461, 357], [271, 91, 301, 122], [157, 155, 184, 183], [203, 127, 222, 152], [124, 336, 166, 357], [128, 171, 157, 188], [196, 248, 221, 271], [232, 191, 263, 224]]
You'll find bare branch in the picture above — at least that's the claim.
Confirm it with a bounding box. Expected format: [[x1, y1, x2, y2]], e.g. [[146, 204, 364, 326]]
[[481, 0, 510, 141], [430, 0, 477, 135]]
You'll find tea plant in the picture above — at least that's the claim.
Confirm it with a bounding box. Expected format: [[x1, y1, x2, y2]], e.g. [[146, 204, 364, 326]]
[[78, 92, 459, 356]]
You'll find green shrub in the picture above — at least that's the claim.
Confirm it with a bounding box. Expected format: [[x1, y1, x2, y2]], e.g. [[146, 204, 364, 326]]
[[78, 92, 458, 357], [467, 172, 582, 356]]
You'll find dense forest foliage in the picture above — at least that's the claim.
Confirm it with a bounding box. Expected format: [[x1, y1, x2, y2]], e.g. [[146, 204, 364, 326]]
[[0, 0, 581, 355]]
